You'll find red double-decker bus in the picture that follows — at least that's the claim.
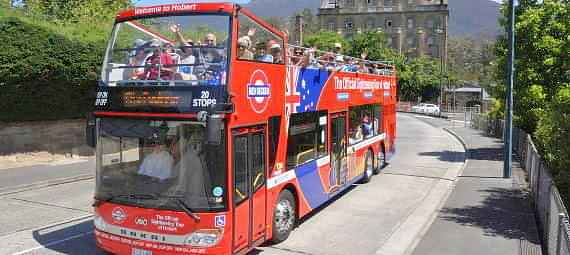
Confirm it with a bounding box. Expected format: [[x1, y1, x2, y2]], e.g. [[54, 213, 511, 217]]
[[89, 2, 397, 255]]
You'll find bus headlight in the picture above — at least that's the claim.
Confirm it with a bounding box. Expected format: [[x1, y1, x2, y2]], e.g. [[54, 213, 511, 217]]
[[94, 214, 108, 231], [185, 229, 222, 247]]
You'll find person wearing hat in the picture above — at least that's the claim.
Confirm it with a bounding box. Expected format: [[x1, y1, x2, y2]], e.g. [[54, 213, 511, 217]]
[[237, 36, 254, 60], [255, 41, 273, 63], [126, 39, 150, 80], [138, 39, 175, 80], [269, 41, 283, 64]]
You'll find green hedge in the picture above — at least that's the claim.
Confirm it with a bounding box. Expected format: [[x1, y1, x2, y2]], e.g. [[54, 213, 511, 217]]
[[0, 16, 104, 121]]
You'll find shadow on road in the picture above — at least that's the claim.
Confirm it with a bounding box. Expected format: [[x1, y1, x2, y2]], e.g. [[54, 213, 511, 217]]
[[438, 187, 540, 244], [32, 219, 106, 254], [418, 150, 466, 163]]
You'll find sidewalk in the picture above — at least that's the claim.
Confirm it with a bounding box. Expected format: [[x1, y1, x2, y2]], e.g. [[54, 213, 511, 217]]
[[411, 124, 543, 255], [0, 158, 94, 196]]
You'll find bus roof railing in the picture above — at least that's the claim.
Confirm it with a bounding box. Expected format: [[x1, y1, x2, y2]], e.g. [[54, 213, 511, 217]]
[[286, 44, 396, 76]]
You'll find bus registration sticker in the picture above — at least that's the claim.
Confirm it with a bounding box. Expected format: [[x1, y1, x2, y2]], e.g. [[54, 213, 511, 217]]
[[132, 248, 152, 255], [247, 70, 271, 113]]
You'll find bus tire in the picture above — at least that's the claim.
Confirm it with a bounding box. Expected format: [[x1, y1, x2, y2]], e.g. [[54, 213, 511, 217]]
[[361, 150, 374, 183], [374, 147, 386, 175], [271, 190, 297, 244]]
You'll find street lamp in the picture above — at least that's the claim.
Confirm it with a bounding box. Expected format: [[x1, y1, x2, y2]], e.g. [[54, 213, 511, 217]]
[[503, 0, 516, 178], [435, 28, 445, 114]]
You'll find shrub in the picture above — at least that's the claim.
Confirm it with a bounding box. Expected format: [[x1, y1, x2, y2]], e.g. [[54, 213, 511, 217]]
[[0, 16, 104, 121]]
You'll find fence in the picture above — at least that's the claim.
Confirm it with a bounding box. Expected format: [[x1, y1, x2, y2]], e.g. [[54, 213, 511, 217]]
[[471, 114, 570, 255]]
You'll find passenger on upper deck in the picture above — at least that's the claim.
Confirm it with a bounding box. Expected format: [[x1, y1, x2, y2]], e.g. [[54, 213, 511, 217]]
[[255, 41, 273, 63], [126, 39, 150, 80], [269, 40, 283, 64], [138, 39, 175, 80]]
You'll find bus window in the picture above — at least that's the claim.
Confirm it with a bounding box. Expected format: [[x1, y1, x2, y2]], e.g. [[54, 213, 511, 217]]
[[102, 15, 230, 86], [373, 104, 383, 135], [286, 111, 327, 169], [234, 136, 249, 204], [268, 116, 281, 170], [237, 13, 284, 64], [349, 105, 375, 145]]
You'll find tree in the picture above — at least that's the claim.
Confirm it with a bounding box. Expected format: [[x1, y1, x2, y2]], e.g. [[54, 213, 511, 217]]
[[346, 31, 394, 61], [23, 0, 130, 24], [304, 30, 347, 52], [397, 56, 445, 102], [494, 0, 570, 132]]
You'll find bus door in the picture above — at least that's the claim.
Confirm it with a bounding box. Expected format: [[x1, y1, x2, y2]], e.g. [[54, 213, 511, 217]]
[[330, 113, 348, 191], [232, 126, 267, 253]]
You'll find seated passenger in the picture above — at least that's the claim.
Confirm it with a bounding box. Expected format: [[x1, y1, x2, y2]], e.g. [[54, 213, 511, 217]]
[[138, 137, 174, 181], [269, 41, 283, 64], [362, 115, 373, 138], [255, 41, 273, 63], [238, 36, 254, 60], [138, 39, 175, 80], [127, 39, 150, 80]]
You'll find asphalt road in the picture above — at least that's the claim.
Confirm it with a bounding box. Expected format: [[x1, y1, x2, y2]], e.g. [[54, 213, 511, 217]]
[[0, 113, 465, 255]]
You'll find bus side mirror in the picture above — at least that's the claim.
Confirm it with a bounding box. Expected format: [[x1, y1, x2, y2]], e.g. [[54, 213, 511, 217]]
[[86, 114, 96, 148], [206, 114, 223, 145]]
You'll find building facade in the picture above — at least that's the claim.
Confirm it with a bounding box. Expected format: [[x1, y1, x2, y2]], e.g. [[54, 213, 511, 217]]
[[317, 0, 449, 62]]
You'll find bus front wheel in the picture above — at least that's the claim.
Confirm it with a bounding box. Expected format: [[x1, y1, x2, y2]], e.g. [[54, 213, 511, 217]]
[[271, 190, 296, 244]]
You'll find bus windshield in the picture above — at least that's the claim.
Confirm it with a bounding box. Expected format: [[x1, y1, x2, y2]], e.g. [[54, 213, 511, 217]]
[[101, 14, 230, 86], [95, 119, 227, 212]]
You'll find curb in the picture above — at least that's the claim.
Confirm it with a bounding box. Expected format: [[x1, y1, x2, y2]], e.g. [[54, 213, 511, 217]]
[[0, 174, 94, 197], [442, 127, 468, 151]]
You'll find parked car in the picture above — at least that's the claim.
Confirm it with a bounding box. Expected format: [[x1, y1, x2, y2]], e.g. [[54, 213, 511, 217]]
[[411, 103, 426, 113], [423, 104, 440, 115]]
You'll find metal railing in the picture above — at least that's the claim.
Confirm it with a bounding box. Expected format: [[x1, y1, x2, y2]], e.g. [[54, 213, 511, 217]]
[[471, 114, 570, 255]]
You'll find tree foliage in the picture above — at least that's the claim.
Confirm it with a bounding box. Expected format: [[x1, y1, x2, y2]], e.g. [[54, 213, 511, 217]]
[[304, 30, 347, 52], [0, 0, 130, 121], [494, 0, 569, 202], [494, 0, 570, 132]]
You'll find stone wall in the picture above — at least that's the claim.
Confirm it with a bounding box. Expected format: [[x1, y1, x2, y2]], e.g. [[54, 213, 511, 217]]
[[0, 119, 93, 157]]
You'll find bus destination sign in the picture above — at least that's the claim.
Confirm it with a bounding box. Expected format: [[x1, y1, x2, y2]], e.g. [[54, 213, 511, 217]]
[[95, 86, 225, 113]]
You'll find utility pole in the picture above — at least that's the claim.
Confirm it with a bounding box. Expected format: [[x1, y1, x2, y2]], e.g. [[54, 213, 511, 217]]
[[503, 0, 515, 178]]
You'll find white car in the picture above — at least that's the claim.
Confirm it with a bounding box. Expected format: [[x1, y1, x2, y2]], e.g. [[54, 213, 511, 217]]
[[423, 104, 440, 115], [411, 103, 426, 113]]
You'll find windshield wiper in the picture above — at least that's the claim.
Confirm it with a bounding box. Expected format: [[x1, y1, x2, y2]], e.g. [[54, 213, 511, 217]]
[[169, 197, 200, 222]]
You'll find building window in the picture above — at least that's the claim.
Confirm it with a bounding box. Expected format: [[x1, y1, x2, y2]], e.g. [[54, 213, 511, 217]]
[[384, 0, 392, 7], [328, 21, 336, 31], [387, 37, 393, 46], [427, 19, 434, 29], [385, 19, 393, 28], [366, 19, 375, 30], [427, 37, 435, 46], [407, 18, 414, 29], [345, 0, 355, 7], [286, 111, 328, 169], [345, 18, 354, 32]]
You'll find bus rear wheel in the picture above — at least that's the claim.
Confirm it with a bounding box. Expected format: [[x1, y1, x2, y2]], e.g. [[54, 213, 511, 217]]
[[361, 150, 374, 183], [271, 190, 296, 244], [374, 148, 386, 175]]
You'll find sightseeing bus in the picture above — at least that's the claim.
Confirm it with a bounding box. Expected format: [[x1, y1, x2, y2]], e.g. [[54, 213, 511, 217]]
[[89, 2, 397, 255]]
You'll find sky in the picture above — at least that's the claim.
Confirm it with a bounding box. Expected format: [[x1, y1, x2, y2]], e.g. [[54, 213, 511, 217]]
[[134, 0, 251, 6]]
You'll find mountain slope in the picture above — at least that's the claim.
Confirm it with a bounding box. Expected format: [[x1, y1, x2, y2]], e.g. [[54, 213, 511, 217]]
[[449, 0, 501, 36], [243, 0, 501, 37]]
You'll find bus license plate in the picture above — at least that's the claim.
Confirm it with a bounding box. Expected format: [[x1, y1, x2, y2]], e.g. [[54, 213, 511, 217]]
[[132, 248, 152, 255]]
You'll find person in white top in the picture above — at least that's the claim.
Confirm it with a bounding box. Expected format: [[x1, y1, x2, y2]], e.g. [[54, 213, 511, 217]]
[[138, 141, 174, 181]]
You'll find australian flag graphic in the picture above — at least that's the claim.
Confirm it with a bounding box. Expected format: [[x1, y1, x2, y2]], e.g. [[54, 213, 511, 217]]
[[295, 69, 331, 113]]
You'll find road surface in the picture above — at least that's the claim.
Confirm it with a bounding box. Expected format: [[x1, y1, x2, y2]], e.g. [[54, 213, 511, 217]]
[[0, 113, 465, 255]]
